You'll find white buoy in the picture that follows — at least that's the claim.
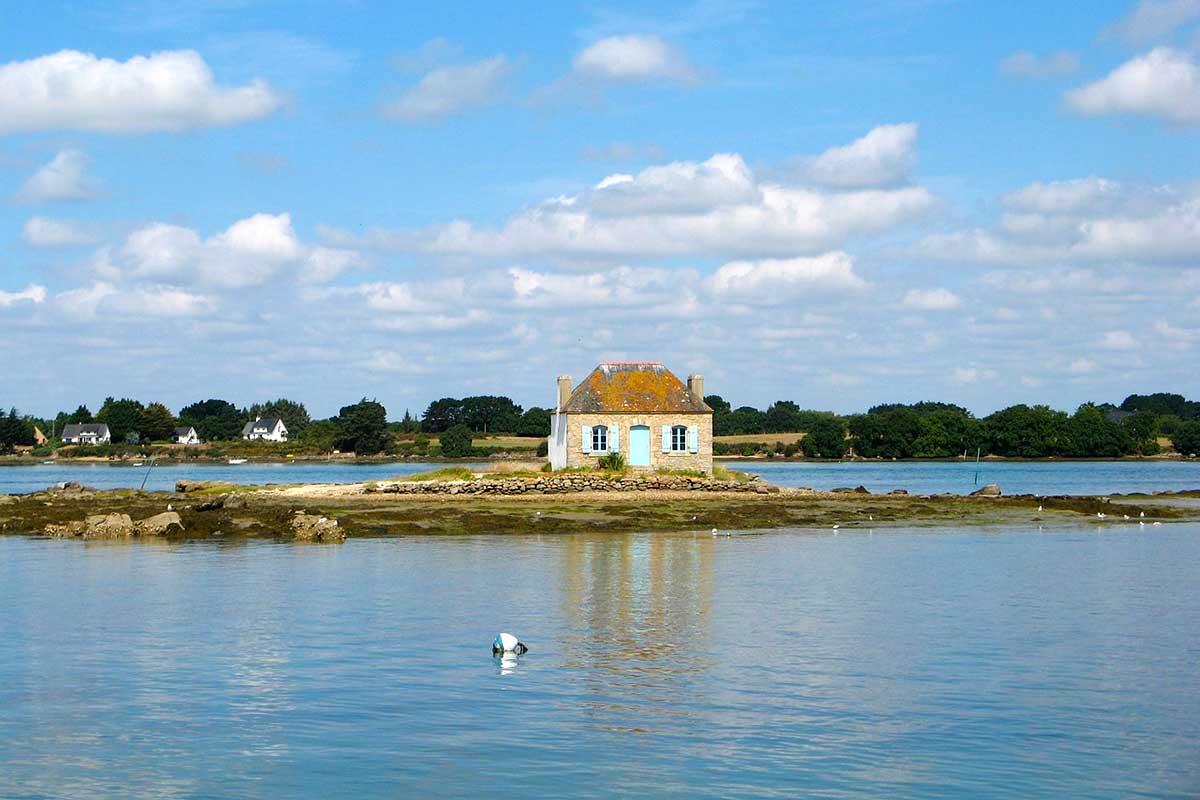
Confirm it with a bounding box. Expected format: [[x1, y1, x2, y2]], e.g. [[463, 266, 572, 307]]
[[492, 632, 527, 655]]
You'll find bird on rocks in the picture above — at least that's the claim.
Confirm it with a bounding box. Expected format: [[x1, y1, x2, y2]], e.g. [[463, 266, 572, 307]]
[[1037, 505, 1043, 512], [1140, 511, 1145, 518], [1097, 512, 1106, 519], [832, 524, 840, 530], [492, 633, 528, 656]]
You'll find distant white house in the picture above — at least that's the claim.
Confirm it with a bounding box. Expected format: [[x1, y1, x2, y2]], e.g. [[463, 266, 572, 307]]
[[241, 417, 288, 442], [174, 426, 200, 445], [61, 423, 112, 445]]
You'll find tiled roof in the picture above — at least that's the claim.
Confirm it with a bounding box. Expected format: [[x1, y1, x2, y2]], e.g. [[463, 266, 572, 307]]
[[562, 363, 711, 414]]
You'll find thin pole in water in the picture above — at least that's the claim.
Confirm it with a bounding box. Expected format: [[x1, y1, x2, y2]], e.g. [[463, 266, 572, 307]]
[[974, 447, 981, 486], [139, 459, 155, 491]]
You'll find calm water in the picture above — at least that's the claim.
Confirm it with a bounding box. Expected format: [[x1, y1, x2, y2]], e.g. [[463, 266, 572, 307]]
[[3, 459, 1198, 496], [1, 525, 1198, 798], [740, 460, 1200, 496]]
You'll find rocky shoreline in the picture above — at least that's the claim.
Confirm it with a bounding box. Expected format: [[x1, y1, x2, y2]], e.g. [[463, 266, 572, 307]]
[[2, 476, 1197, 543]]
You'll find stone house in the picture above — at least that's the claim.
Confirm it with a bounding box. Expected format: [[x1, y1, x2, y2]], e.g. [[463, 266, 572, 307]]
[[241, 417, 288, 442], [548, 362, 713, 474]]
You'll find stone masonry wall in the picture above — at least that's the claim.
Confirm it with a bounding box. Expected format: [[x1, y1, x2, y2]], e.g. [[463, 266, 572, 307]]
[[372, 472, 774, 495], [563, 413, 713, 473]]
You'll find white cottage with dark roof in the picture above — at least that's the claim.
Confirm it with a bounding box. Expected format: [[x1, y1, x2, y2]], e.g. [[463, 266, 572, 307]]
[[548, 362, 713, 473], [241, 417, 288, 442], [61, 423, 111, 445]]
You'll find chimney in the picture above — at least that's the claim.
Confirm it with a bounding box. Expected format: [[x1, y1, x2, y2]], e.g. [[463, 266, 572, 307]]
[[687, 374, 705, 404], [557, 375, 572, 411]]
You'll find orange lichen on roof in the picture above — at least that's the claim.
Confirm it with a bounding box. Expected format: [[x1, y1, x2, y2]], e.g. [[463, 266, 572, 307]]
[[562, 363, 711, 414]]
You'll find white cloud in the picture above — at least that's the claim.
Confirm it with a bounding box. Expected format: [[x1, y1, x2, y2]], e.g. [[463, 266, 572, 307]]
[[705, 253, 868, 301], [952, 367, 997, 384], [0, 49, 281, 133], [383, 55, 511, 121], [1100, 330, 1139, 350], [802, 123, 918, 188], [572, 34, 696, 82], [916, 178, 1200, 266], [1067, 358, 1097, 374], [52, 281, 211, 320], [22, 216, 103, 247], [112, 213, 357, 289], [0, 284, 47, 308], [1105, 0, 1200, 46], [15, 150, 101, 202], [902, 287, 961, 310], [1002, 177, 1121, 214], [999, 50, 1080, 79], [1065, 48, 1200, 124], [381, 149, 935, 261]]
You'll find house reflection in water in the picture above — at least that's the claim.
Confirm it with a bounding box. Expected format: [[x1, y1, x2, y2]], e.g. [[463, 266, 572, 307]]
[[558, 532, 718, 731]]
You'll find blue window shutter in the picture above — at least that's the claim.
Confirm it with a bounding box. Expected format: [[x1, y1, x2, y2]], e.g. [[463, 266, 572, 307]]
[[610, 425, 619, 453], [689, 424, 699, 453], [661, 425, 671, 453], [581, 425, 591, 453]]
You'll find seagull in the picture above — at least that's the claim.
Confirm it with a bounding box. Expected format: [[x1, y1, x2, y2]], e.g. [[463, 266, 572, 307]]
[[1139, 521, 1145, 528], [868, 515, 873, 521], [1037, 505, 1043, 512], [832, 524, 840, 530], [712, 527, 719, 536], [1097, 512, 1106, 519], [1140, 511, 1145, 518], [492, 633, 528, 655], [1153, 521, 1162, 526], [1124, 514, 1130, 520]]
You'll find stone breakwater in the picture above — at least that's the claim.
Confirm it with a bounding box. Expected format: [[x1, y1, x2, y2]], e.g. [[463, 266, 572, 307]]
[[369, 474, 780, 495]]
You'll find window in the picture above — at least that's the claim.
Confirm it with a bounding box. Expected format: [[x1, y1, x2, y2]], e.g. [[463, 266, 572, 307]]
[[671, 425, 688, 452], [592, 426, 608, 453]]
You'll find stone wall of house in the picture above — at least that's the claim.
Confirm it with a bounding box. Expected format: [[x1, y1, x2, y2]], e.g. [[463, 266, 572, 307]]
[[372, 472, 774, 495], [562, 413, 713, 473]]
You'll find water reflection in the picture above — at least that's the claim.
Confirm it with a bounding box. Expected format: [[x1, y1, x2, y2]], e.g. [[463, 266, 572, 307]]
[[559, 532, 716, 730]]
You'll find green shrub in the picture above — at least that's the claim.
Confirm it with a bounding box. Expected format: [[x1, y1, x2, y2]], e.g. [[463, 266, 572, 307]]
[[439, 424, 474, 458], [597, 452, 626, 471]]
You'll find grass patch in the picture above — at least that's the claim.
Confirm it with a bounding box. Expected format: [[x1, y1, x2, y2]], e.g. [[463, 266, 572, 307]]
[[397, 467, 478, 482], [656, 468, 708, 478], [713, 466, 753, 483]]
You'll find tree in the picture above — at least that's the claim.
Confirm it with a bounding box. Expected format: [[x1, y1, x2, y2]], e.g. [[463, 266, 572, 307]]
[[1120, 393, 1200, 420], [1123, 410, 1160, 456], [1069, 403, 1131, 457], [911, 409, 984, 458], [801, 415, 846, 458], [461, 395, 522, 433], [764, 401, 803, 433], [849, 407, 921, 458], [335, 399, 389, 455], [139, 402, 177, 442], [0, 409, 34, 452], [516, 407, 551, 437], [726, 406, 766, 435], [248, 398, 311, 435], [298, 419, 340, 452], [985, 404, 1071, 458], [439, 424, 474, 458], [67, 404, 93, 423], [96, 397, 144, 443], [179, 399, 244, 442], [422, 398, 465, 433], [398, 409, 420, 434], [705, 394, 733, 436], [1172, 421, 1200, 456]]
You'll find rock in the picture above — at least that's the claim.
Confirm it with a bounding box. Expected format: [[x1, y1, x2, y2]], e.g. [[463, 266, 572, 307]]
[[85, 513, 136, 537], [223, 493, 247, 510], [139, 511, 184, 535], [0, 495, 15, 505], [853, 485, 870, 494], [47, 481, 96, 495], [890, 489, 908, 495], [289, 512, 345, 543], [971, 483, 1002, 497], [175, 480, 236, 494]]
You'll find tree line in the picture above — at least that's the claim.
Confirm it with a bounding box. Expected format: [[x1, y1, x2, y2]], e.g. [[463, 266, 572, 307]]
[[3, 390, 1199, 459], [705, 392, 1200, 459], [0, 397, 395, 456]]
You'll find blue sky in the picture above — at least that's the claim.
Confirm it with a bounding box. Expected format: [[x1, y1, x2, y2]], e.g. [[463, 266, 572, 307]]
[[2, 0, 1199, 419]]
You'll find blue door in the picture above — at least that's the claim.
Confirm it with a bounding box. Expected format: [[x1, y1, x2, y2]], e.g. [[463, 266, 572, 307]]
[[629, 425, 651, 467]]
